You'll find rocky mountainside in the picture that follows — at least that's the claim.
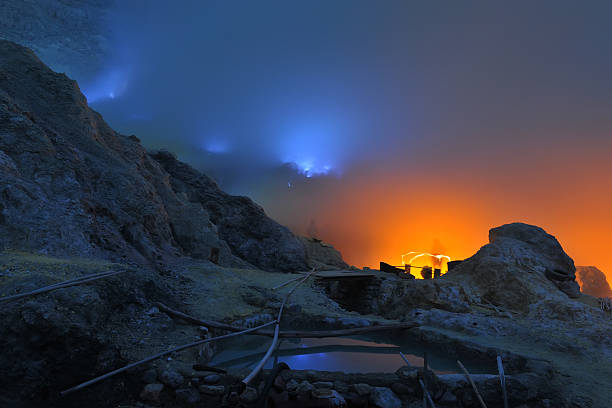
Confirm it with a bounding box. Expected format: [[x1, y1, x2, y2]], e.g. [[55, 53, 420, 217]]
[[576, 266, 612, 298], [299, 236, 349, 270], [0, 39, 317, 272]]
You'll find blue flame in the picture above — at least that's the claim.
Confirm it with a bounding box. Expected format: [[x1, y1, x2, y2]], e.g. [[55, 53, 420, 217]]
[[81, 68, 130, 104], [201, 139, 230, 154], [286, 159, 333, 178], [277, 119, 344, 178]]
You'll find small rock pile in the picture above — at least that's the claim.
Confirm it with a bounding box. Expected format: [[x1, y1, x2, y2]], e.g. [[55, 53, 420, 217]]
[[135, 362, 554, 407]]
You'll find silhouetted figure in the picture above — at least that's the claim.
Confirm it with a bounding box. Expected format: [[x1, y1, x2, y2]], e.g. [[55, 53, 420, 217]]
[[421, 266, 433, 279], [307, 218, 319, 238], [209, 247, 220, 264]]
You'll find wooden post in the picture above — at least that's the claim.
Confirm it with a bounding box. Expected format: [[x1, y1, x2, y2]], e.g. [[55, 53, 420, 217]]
[[399, 352, 411, 367], [457, 360, 488, 408], [423, 351, 429, 407], [423, 351, 428, 375], [209, 247, 220, 264], [497, 356, 508, 408], [419, 379, 437, 408]]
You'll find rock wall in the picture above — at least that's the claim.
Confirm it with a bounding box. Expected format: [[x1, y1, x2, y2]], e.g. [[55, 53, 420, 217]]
[[320, 274, 471, 317]]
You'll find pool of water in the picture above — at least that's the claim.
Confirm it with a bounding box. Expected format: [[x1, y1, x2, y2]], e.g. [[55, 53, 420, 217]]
[[209, 333, 494, 374]]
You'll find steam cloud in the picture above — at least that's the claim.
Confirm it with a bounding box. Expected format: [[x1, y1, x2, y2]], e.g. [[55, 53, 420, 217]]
[[75, 1, 612, 278]]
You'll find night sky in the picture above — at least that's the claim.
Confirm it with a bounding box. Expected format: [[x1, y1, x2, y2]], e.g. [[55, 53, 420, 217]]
[[82, 1, 612, 279]]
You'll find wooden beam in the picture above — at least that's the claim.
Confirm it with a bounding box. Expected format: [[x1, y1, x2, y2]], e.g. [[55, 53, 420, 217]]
[[497, 356, 509, 408], [457, 360, 488, 408], [0, 270, 126, 303], [156, 302, 417, 338]]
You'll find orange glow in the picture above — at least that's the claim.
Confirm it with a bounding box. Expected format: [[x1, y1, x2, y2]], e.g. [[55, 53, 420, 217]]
[[401, 252, 451, 279], [264, 143, 612, 289]]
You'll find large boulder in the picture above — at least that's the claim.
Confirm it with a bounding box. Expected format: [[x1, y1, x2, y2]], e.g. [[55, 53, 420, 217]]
[[0, 40, 308, 272], [576, 266, 612, 298], [445, 223, 581, 313], [369, 387, 401, 408], [488, 223, 576, 273]]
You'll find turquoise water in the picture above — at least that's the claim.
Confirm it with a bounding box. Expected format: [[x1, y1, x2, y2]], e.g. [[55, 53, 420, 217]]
[[209, 334, 493, 374]]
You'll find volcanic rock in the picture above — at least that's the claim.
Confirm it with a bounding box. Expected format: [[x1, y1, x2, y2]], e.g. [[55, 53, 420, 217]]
[[369, 387, 401, 408], [445, 223, 582, 312], [159, 368, 184, 389], [203, 374, 220, 385], [489, 223, 580, 297], [285, 379, 299, 393], [297, 380, 315, 396], [352, 383, 372, 396], [390, 382, 413, 395], [313, 389, 347, 407], [175, 387, 200, 404], [198, 384, 225, 396], [0, 39, 310, 272], [140, 383, 165, 403], [312, 381, 334, 389], [299, 236, 349, 270], [489, 223, 575, 274], [240, 386, 258, 404], [576, 266, 612, 298], [333, 275, 472, 316], [0, 255, 167, 407]]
